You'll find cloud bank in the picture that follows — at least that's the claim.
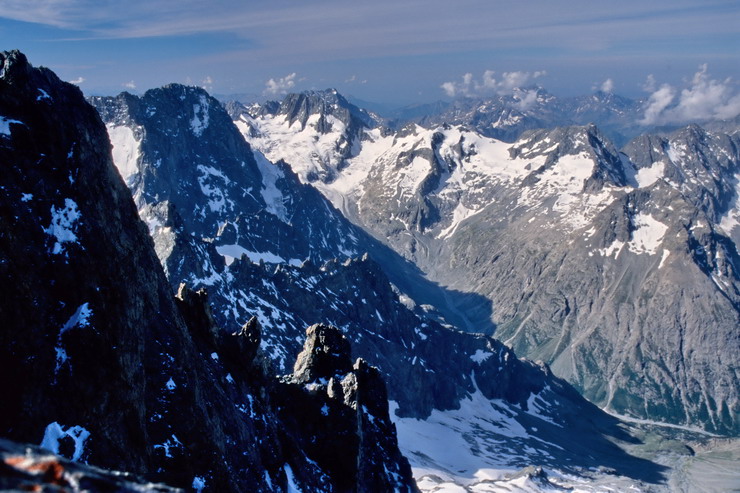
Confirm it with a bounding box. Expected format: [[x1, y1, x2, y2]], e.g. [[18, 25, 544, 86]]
[[640, 65, 740, 125]]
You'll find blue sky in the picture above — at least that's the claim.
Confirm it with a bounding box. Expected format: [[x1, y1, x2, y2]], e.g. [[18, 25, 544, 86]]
[[1, 1, 739, 108]]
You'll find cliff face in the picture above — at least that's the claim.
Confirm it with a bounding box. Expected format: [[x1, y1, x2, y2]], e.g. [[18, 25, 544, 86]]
[[0, 50, 416, 492]]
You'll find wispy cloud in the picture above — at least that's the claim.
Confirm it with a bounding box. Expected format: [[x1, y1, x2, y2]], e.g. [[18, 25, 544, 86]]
[[3, 1, 739, 101], [5, 2, 738, 60], [600, 78, 614, 93], [441, 70, 546, 98], [344, 75, 368, 85], [122, 80, 136, 89], [264, 73, 297, 96], [642, 74, 657, 93], [639, 65, 740, 125], [68, 76, 85, 85]]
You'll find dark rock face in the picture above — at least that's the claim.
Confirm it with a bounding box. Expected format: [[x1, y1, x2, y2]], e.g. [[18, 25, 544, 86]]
[[276, 324, 417, 493], [1, 48, 177, 476], [89, 85, 363, 271], [292, 324, 354, 383], [0, 50, 417, 492]]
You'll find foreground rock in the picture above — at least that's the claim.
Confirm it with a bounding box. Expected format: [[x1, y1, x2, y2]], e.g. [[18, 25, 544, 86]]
[[277, 324, 416, 492], [0, 438, 180, 492]]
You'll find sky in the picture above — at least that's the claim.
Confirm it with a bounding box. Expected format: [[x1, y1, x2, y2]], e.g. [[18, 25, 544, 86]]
[[1, 0, 739, 114]]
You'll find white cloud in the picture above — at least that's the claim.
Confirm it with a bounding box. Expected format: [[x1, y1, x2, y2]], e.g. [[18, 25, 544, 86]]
[[642, 74, 657, 93], [201, 75, 213, 91], [515, 88, 539, 110], [264, 72, 297, 96], [440, 81, 459, 98], [441, 70, 546, 98], [122, 80, 136, 89], [68, 76, 85, 85], [639, 65, 740, 125], [591, 78, 614, 93], [640, 84, 676, 125]]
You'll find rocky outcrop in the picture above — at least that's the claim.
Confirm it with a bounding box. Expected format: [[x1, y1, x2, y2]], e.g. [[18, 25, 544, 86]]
[[292, 324, 354, 383], [0, 50, 417, 492], [276, 324, 417, 493]]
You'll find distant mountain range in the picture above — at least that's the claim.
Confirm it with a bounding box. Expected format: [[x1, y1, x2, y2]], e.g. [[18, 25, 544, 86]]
[[339, 88, 737, 148]]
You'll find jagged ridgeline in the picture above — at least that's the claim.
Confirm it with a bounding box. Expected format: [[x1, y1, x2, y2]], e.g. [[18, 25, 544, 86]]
[[0, 50, 417, 492]]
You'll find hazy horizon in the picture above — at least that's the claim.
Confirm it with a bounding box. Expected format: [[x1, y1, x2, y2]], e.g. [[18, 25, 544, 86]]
[[1, 1, 738, 118]]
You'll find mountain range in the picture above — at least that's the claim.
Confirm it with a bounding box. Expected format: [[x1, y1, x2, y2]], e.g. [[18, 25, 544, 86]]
[[233, 89, 739, 439], [1, 50, 738, 492]]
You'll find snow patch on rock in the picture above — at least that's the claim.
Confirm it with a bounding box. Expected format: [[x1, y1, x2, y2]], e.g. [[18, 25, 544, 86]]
[[254, 150, 289, 223], [718, 171, 740, 244], [628, 213, 668, 255], [40, 422, 90, 462], [197, 165, 232, 213], [216, 244, 286, 265], [0, 115, 24, 136], [635, 161, 665, 188], [192, 476, 206, 492], [106, 124, 141, 184], [43, 198, 81, 255], [190, 94, 210, 137], [470, 349, 492, 364], [284, 464, 304, 493]]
